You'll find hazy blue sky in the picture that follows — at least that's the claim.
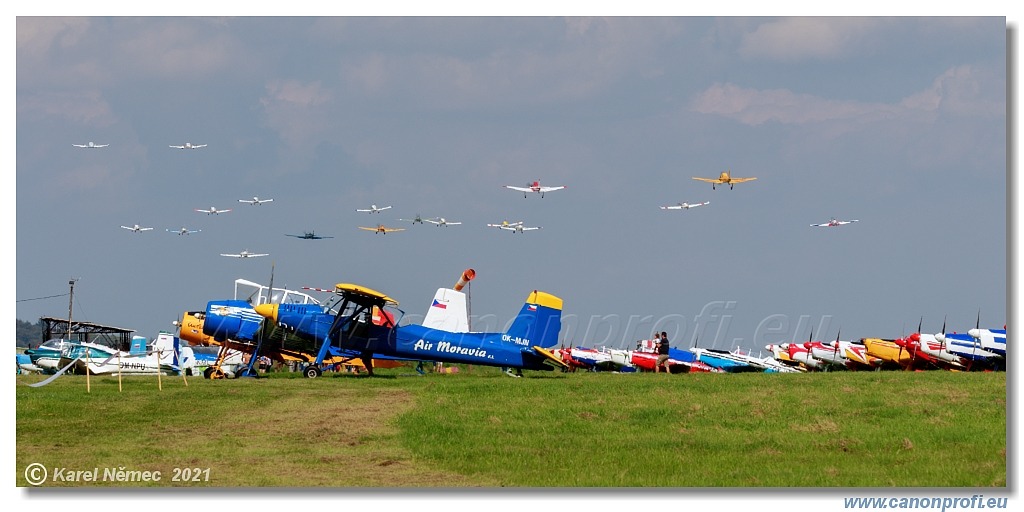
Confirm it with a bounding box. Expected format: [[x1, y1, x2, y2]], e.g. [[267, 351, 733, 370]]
[[14, 15, 1008, 357]]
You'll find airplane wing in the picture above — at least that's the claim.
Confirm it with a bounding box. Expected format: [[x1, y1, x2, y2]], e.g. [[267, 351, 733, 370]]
[[139, 227, 153, 231], [841, 220, 859, 225], [538, 186, 565, 193], [358, 227, 378, 232], [379, 206, 392, 210], [120, 226, 134, 231], [660, 205, 683, 210], [692, 177, 721, 184], [446, 222, 462, 226], [220, 253, 243, 258], [96, 144, 109, 147], [195, 144, 208, 148], [730, 177, 757, 183], [498, 226, 517, 231], [521, 227, 541, 231], [73, 144, 86, 147], [382, 227, 405, 233], [504, 185, 531, 192], [249, 253, 269, 257], [424, 219, 441, 225], [169, 145, 185, 149], [355, 209, 372, 213], [238, 199, 255, 204], [259, 199, 274, 204], [810, 223, 831, 227]]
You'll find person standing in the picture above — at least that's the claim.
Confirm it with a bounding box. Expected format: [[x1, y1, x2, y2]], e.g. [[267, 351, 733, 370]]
[[655, 331, 671, 373]]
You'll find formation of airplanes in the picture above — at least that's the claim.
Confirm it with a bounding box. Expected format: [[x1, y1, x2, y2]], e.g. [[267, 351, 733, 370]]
[[73, 141, 108, 148], [120, 224, 153, 232], [169, 142, 207, 149], [504, 180, 566, 198]]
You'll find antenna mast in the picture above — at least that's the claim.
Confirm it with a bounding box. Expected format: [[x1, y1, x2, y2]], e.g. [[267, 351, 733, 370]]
[[67, 278, 78, 341]]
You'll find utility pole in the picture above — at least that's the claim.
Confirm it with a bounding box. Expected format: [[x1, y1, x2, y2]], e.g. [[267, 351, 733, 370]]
[[67, 278, 78, 341]]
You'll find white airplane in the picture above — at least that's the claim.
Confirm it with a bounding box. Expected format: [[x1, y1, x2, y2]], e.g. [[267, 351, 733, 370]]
[[811, 218, 859, 227], [504, 180, 566, 198], [239, 196, 274, 205], [72, 142, 108, 148], [167, 227, 201, 236], [220, 250, 269, 258], [120, 224, 154, 233], [356, 204, 392, 214], [195, 206, 232, 215], [487, 221, 540, 233], [660, 201, 710, 210], [169, 142, 207, 149], [425, 217, 462, 227]]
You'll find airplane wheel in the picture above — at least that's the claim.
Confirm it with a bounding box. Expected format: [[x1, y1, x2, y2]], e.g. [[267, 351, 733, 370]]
[[204, 367, 225, 380], [304, 366, 322, 379]]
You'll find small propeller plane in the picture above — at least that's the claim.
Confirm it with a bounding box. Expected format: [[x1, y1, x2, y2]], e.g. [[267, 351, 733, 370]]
[[487, 221, 540, 233], [398, 214, 426, 224], [660, 201, 710, 210], [168, 227, 201, 236], [73, 141, 108, 148], [504, 181, 566, 198], [356, 204, 392, 214], [425, 217, 462, 227], [121, 224, 153, 233], [254, 283, 567, 377], [170, 142, 207, 149], [286, 231, 334, 240], [239, 196, 274, 205], [811, 218, 859, 227], [220, 250, 269, 258], [195, 206, 232, 215], [359, 224, 406, 235], [692, 170, 757, 190]]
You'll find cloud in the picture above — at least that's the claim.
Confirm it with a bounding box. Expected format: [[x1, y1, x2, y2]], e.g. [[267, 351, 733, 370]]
[[18, 90, 116, 126], [258, 79, 335, 166], [738, 17, 890, 61], [691, 65, 1002, 126]]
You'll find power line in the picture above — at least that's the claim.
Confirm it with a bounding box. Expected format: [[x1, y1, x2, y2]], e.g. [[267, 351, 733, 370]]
[[16, 293, 69, 303]]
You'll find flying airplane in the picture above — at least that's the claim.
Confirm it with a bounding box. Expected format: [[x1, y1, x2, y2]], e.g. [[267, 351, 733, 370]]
[[254, 283, 567, 377], [72, 141, 108, 148], [239, 196, 274, 205], [220, 250, 269, 258], [169, 142, 207, 149], [692, 170, 757, 190], [488, 221, 540, 233], [286, 231, 334, 240], [398, 214, 426, 224], [486, 220, 523, 229], [504, 181, 566, 198], [167, 227, 201, 235], [195, 206, 232, 215], [660, 201, 710, 210], [810, 218, 859, 227], [425, 217, 462, 227], [121, 224, 154, 232], [359, 224, 406, 235], [356, 204, 392, 214]]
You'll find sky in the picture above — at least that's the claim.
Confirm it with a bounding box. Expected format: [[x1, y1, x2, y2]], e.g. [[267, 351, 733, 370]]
[[8, 4, 1019, 509]]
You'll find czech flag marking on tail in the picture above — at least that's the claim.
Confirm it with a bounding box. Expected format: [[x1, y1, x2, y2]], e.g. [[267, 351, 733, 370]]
[[431, 299, 447, 309]]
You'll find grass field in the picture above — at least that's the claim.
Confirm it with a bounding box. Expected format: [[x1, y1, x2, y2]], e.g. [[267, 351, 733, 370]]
[[15, 366, 1006, 488]]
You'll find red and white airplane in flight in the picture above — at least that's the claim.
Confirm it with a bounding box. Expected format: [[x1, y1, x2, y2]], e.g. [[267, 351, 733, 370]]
[[504, 181, 566, 198], [810, 218, 859, 227]]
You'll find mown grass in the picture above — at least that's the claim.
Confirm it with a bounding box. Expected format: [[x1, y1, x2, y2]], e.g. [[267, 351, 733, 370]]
[[16, 367, 1006, 488]]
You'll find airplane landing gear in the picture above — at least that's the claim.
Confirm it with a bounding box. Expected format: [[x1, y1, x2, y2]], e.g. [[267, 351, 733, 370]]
[[304, 365, 322, 379]]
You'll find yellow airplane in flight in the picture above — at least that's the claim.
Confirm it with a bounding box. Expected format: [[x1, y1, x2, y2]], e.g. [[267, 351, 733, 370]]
[[359, 224, 406, 235], [692, 170, 757, 190]]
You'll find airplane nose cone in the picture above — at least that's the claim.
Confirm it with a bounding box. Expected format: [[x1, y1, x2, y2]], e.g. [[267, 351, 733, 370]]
[[935, 333, 946, 343], [968, 328, 982, 339], [254, 303, 279, 322]]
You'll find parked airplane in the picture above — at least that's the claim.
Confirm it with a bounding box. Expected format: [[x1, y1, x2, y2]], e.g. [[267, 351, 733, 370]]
[[195, 206, 232, 215], [425, 217, 462, 227], [168, 227, 201, 235], [398, 214, 426, 224], [356, 204, 392, 214], [254, 283, 567, 377], [286, 231, 334, 240], [121, 224, 154, 232], [359, 224, 405, 235], [72, 141, 108, 148], [504, 181, 566, 198], [811, 218, 859, 227], [220, 250, 269, 258], [660, 201, 710, 210], [169, 142, 207, 149], [239, 196, 273, 205], [692, 170, 757, 190]]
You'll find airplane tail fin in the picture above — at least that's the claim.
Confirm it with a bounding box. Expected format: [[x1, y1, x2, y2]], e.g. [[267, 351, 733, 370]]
[[506, 291, 563, 348], [422, 288, 470, 333]]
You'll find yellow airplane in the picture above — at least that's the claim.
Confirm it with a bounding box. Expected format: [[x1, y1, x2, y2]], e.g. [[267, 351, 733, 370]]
[[359, 224, 406, 235], [692, 170, 757, 190]]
